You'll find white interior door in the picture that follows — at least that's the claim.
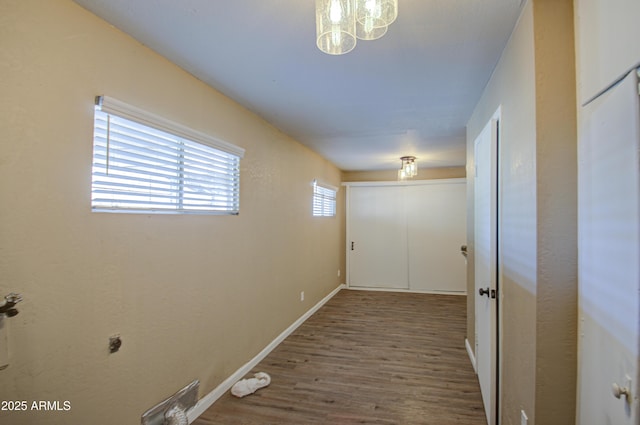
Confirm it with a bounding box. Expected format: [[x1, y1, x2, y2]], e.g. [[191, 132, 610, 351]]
[[575, 0, 640, 104], [406, 182, 467, 293], [348, 185, 409, 289], [577, 68, 640, 425], [474, 118, 498, 425]]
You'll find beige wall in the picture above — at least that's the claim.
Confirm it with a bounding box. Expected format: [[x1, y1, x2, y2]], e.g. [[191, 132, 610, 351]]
[[342, 166, 465, 183], [466, 1, 577, 424], [531, 1, 578, 423], [467, 4, 538, 422], [0, 1, 344, 424]]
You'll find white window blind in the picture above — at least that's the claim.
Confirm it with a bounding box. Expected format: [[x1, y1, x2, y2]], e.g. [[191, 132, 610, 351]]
[[312, 180, 337, 217], [91, 96, 244, 214]]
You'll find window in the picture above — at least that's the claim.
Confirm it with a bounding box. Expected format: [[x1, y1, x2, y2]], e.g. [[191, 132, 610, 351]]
[[91, 96, 244, 214], [312, 180, 337, 217]]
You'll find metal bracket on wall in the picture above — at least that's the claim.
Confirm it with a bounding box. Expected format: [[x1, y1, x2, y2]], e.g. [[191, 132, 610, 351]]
[[141, 380, 199, 425], [0, 293, 22, 317]]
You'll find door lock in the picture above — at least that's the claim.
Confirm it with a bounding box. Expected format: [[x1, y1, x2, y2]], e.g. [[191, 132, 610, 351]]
[[478, 287, 490, 297]]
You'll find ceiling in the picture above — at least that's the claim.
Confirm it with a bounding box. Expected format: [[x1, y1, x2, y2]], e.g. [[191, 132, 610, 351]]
[[73, 0, 523, 171]]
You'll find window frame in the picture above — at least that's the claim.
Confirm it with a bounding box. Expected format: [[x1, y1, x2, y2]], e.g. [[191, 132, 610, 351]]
[[312, 180, 338, 217], [91, 96, 244, 215]]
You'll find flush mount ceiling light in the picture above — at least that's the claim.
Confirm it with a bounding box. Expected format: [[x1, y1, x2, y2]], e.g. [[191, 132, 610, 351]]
[[398, 156, 418, 180], [316, 0, 398, 55]]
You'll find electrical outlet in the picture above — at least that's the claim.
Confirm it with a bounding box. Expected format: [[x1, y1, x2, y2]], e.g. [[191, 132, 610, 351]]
[[337, 269, 341, 277], [521, 410, 528, 425], [300, 291, 304, 301]]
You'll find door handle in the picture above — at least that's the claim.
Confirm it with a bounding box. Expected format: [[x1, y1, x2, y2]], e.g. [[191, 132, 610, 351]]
[[479, 287, 490, 297], [612, 383, 631, 401]]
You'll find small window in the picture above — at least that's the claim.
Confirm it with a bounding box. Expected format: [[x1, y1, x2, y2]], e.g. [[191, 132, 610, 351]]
[[312, 180, 337, 217], [91, 96, 244, 214]]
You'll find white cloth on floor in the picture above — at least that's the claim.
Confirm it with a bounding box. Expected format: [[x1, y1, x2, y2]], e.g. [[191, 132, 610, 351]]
[[231, 372, 271, 398]]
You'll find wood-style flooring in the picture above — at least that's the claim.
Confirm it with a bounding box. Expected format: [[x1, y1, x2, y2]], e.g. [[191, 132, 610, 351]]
[[193, 290, 486, 425]]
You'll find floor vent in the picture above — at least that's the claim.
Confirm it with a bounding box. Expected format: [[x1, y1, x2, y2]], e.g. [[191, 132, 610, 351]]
[[141, 380, 199, 425]]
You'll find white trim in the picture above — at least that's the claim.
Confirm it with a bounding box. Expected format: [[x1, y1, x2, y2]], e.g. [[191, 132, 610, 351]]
[[346, 286, 466, 296], [342, 178, 466, 187], [312, 179, 339, 193], [96, 95, 245, 158], [187, 284, 346, 423], [495, 105, 503, 425], [345, 185, 352, 287], [466, 338, 477, 374], [312, 179, 338, 217]]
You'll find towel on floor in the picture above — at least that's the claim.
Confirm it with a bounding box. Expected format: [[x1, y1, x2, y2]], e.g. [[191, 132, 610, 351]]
[[231, 372, 271, 398]]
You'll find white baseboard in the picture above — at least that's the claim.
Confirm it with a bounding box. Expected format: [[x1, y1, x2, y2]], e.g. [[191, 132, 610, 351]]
[[347, 286, 466, 296], [465, 338, 477, 374], [187, 284, 346, 423]]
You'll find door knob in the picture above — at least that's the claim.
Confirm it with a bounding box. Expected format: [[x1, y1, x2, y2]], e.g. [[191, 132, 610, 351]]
[[612, 383, 631, 401], [478, 287, 490, 297]]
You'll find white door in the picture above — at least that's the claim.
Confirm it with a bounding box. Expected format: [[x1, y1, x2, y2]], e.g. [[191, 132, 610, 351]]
[[577, 68, 640, 425], [474, 118, 498, 425], [574, 0, 640, 105], [406, 182, 467, 293], [348, 185, 409, 289]]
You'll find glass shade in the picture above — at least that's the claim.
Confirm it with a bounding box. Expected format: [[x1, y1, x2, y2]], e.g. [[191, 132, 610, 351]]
[[379, 0, 398, 26], [398, 156, 418, 180], [357, 19, 387, 40], [356, 0, 388, 40], [316, 0, 357, 55]]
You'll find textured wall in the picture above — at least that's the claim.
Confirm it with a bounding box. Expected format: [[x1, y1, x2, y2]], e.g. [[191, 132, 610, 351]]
[[342, 166, 465, 183], [0, 1, 344, 424], [532, 1, 577, 423], [466, 1, 577, 424], [467, 4, 538, 422]]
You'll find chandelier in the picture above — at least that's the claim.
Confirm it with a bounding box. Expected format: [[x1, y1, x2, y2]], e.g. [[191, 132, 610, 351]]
[[398, 156, 418, 180], [316, 0, 398, 55]]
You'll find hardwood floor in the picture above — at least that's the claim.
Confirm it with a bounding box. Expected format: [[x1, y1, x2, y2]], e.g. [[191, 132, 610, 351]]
[[193, 290, 486, 425]]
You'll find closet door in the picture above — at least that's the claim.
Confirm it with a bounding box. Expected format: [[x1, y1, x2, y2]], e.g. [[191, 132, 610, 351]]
[[577, 68, 640, 425], [348, 185, 409, 289], [406, 182, 467, 293]]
